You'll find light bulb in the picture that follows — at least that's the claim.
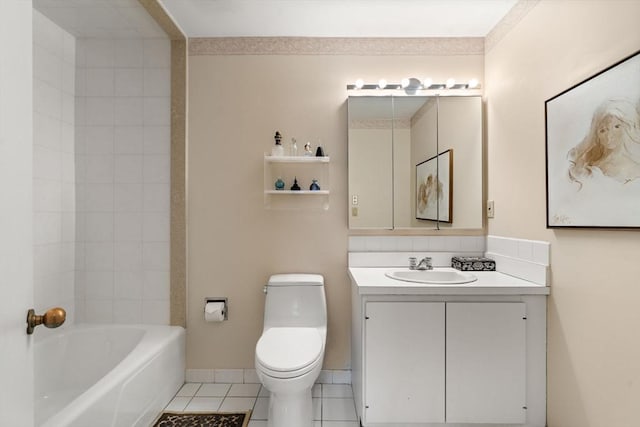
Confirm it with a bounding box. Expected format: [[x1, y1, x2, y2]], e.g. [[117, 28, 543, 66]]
[[445, 78, 456, 89], [378, 79, 387, 89], [355, 79, 364, 89], [422, 78, 433, 89], [467, 78, 479, 89], [401, 78, 410, 88]]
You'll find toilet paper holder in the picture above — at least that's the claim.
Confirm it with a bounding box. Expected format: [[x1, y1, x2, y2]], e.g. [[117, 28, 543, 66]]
[[205, 297, 228, 321]]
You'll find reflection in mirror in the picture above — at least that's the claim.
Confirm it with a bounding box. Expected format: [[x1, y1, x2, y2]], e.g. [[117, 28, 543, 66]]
[[348, 95, 483, 230], [348, 97, 394, 228]]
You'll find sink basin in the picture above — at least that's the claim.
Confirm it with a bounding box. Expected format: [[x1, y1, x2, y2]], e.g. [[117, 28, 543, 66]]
[[385, 269, 477, 284]]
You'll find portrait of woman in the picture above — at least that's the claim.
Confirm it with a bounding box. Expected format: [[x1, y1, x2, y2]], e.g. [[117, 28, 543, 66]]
[[567, 99, 640, 188]]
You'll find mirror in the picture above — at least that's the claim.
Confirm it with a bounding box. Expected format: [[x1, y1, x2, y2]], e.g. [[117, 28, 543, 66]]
[[348, 95, 483, 230]]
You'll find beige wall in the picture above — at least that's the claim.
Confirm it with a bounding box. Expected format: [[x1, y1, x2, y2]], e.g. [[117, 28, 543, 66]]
[[187, 50, 483, 369], [485, 1, 640, 426]]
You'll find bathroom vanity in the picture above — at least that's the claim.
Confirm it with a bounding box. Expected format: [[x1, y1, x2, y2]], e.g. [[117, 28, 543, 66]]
[[349, 267, 549, 427]]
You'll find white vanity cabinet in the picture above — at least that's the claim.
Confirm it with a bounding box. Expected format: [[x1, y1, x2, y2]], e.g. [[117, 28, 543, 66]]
[[350, 269, 548, 427], [365, 302, 446, 423], [362, 301, 526, 425]]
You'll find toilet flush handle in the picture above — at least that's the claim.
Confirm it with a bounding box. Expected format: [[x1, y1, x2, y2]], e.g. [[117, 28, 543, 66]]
[[263, 286, 268, 294]]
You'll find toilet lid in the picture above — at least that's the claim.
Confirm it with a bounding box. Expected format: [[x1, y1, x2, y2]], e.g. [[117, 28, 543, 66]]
[[256, 328, 323, 372]]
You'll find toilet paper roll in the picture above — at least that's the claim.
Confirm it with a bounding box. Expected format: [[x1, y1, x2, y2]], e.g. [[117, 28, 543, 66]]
[[204, 302, 225, 322]]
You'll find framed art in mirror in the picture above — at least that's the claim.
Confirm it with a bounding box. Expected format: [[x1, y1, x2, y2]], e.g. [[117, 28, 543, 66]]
[[545, 49, 640, 228], [416, 149, 452, 223]]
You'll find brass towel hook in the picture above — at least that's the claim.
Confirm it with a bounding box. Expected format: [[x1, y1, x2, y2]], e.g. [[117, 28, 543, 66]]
[[26, 307, 66, 335]]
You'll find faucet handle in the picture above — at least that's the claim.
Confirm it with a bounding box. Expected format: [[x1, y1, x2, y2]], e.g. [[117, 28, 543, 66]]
[[408, 257, 417, 270]]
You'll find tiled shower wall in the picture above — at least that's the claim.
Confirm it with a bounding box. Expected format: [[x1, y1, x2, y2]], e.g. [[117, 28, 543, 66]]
[[33, 10, 76, 325], [74, 37, 171, 324]]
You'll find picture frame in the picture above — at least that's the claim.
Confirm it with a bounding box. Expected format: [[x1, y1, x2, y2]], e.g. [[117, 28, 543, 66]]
[[416, 149, 452, 222], [545, 49, 640, 228]]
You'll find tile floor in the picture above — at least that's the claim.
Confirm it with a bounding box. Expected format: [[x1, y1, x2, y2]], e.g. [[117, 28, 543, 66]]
[[164, 382, 359, 427]]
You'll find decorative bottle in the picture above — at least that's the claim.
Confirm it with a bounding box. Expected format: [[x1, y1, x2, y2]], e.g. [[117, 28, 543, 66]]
[[310, 179, 321, 191], [271, 131, 284, 157]]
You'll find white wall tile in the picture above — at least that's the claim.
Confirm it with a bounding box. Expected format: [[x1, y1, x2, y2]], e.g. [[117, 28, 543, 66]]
[[143, 241, 169, 270], [75, 36, 170, 325], [143, 68, 170, 96], [34, 112, 62, 151], [114, 212, 142, 241], [143, 154, 170, 183], [84, 183, 114, 212], [115, 69, 143, 96], [142, 213, 169, 242], [33, 146, 61, 181], [114, 154, 143, 183], [114, 270, 143, 299], [84, 39, 115, 68], [85, 242, 114, 270], [143, 126, 170, 154], [143, 97, 170, 125], [85, 212, 114, 242], [215, 369, 244, 384], [85, 126, 114, 154], [115, 126, 144, 154], [85, 97, 114, 126], [113, 299, 142, 323], [143, 183, 169, 212], [143, 270, 169, 299], [85, 154, 114, 183], [186, 369, 215, 383], [34, 179, 62, 212], [85, 271, 114, 299], [142, 299, 169, 324], [114, 38, 143, 67], [143, 39, 170, 67], [114, 241, 143, 271], [114, 183, 143, 212], [85, 299, 113, 323], [114, 97, 143, 125], [84, 68, 114, 96]]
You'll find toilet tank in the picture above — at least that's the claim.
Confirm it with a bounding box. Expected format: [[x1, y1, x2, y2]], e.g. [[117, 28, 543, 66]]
[[263, 274, 327, 329]]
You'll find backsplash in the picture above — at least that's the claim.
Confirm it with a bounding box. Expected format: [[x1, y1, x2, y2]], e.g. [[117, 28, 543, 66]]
[[486, 235, 550, 285], [349, 235, 550, 285]]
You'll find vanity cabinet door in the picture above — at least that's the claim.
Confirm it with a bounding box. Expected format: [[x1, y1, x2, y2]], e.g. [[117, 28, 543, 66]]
[[364, 302, 445, 424], [446, 302, 527, 424]]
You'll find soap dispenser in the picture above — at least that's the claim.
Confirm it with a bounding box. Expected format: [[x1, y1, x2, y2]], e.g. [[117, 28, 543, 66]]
[[271, 131, 284, 157]]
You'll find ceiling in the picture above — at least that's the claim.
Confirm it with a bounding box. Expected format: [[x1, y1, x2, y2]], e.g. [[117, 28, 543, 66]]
[[34, 0, 166, 38], [159, 0, 519, 38], [33, 0, 518, 40]]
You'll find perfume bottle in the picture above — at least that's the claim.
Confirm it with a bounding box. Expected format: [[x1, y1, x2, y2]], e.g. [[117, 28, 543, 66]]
[[290, 177, 301, 191], [274, 177, 285, 190], [309, 179, 321, 191], [271, 131, 284, 157], [290, 138, 298, 156]]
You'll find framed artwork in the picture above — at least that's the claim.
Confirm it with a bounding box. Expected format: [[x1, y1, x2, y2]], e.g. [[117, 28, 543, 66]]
[[545, 49, 640, 228], [416, 149, 452, 222]]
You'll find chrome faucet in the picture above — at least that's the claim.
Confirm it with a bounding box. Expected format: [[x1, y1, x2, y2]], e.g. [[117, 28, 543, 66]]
[[415, 257, 433, 270]]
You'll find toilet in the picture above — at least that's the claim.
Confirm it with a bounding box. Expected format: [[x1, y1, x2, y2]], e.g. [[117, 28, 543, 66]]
[[255, 274, 327, 427]]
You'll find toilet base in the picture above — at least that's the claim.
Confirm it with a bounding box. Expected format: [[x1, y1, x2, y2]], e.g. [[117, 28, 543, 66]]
[[267, 388, 313, 427]]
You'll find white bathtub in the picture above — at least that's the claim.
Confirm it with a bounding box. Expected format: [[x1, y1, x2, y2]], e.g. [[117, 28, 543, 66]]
[[35, 324, 185, 427]]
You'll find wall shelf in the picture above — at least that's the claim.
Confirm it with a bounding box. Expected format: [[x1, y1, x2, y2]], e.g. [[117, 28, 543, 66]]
[[264, 155, 330, 210]]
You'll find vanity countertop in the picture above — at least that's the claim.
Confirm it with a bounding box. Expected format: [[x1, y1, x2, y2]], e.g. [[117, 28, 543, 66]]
[[349, 267, 550, 296]]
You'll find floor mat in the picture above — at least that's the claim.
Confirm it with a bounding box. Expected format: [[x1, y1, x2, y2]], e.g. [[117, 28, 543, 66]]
[[151, 411, 251, 427]]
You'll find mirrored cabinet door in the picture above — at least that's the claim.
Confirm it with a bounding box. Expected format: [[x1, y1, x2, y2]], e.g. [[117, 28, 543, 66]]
[[348, 95, 483, 231]]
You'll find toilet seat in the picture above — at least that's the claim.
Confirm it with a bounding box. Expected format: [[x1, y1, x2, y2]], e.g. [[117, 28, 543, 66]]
[[256, 327, 323, 379]]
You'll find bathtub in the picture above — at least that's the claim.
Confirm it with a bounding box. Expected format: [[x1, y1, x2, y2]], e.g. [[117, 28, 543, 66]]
[[35, 324, 185, 427]]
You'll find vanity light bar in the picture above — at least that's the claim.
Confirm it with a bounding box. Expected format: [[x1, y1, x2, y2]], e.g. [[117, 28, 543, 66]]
[[347, 78, 481, 91]]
